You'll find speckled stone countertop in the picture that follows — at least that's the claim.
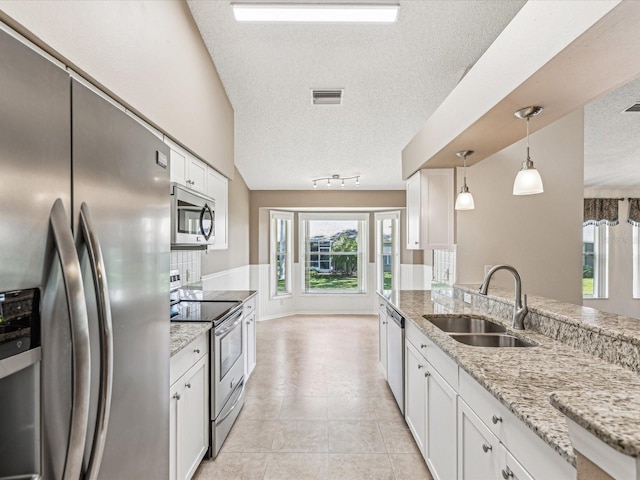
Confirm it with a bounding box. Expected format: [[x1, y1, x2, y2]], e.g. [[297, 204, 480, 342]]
[[170, 322, 211, 357], [179, 288, 257, 303], [379, 290, 640, 466]]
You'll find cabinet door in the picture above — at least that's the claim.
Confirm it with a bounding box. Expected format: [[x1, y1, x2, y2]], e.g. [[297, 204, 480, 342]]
[[406, 171, 422, 250], [169, 382, 180, 480], [247, 312, 256, 378], [501, 445, 534, 480], [169, 146, 188, 187], [424, 169, 454, 250], [207, 167, 228, 249], [378, 308, 388, 378], [187, 156, 207, 194], [426, 366, 457, 480], [405, 341, 427, 455], [178, 356, 209, 480], [457, 399, 501, 480]]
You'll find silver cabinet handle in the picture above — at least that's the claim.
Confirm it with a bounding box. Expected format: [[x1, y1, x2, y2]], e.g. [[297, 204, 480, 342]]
[[482, 443, 492, 453], [173, 393, 181, 400], [382, 321, 387, 324], [492, 415, 503, 424], [502, 467, 514, 479], [194, 348, 201, 354], [78, 203, 114, 480], [246, 320, 251, 325], [424, 371, 430, 377], [50, 199, 91, 480], [418, 364, 424, 369], [420, 344, 427, 349], [185, 383, 191, 389]]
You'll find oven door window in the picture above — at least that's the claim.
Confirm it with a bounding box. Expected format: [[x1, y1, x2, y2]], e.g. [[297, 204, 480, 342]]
[[177, 200, 205, 236], [219, 320, 242, 379]]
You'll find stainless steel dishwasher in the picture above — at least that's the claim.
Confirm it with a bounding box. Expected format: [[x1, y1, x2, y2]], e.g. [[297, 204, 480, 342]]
[[385, 304, 405, 414]]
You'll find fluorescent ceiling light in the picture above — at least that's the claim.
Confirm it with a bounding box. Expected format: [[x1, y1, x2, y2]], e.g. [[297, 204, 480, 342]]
[[232, 3, 399, 23]]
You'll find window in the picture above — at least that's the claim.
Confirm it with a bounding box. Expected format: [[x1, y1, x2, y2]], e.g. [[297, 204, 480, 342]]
[[270, 211, 293, 297], [300, 213, 368, 293], [583, 224, 608, 298], [375, 211, 400, 291]]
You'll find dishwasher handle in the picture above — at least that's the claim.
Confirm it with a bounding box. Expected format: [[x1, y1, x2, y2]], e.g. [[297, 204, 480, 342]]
[[385, 304, 404, 328]]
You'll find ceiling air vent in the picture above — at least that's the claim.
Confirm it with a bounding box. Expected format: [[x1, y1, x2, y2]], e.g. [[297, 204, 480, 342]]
[[623, 102, 640, 113], [311, 89, 343, 105]]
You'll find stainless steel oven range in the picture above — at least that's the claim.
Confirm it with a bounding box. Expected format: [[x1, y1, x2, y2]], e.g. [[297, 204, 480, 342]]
[[170, 280, 245, 458]]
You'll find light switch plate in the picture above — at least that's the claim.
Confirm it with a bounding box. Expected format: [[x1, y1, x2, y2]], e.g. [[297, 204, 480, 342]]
[[463, 293, 472, 304]]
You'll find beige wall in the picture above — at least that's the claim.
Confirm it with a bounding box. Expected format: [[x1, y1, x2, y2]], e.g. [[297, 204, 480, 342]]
[[583, 188, 640, 319], [249, 190, 410, 265], [202, 168, 250, 275], [0, 0, 235, 179], [456, 110, 584, 305]]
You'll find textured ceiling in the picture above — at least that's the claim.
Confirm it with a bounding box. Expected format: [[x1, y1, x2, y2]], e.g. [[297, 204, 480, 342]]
[[187, 0, 525, 190], [585, 77, 640, 189]]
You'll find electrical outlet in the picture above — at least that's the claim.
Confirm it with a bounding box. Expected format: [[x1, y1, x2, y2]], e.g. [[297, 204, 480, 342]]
[[463, 293, 472, 304]]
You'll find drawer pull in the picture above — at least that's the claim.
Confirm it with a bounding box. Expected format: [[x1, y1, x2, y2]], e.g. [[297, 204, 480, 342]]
[[482, 443, 492, 453], [418, 364, 424, 369], [185, 383, 191, 389], [194, 348, 201, 354], [173, 393, 181, 401], [502, 467, 514, 479], [424, 372, 430, 378], [246, 321, 251, 325], [492, 415, 503, 424], [420, 344, 427, 349]]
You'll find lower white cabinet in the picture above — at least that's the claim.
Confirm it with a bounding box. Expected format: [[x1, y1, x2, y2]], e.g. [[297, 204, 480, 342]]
[[170, 334, 209, 480], [378, 302, 388, 378], [242, 295, 257, 379], [458, 398, 502, 480], [405, 339, 457, 480]]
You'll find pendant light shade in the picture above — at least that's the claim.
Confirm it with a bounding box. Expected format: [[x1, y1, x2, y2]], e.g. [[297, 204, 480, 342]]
[[513, 106, 544, 196], [455, 150, 475, 210]]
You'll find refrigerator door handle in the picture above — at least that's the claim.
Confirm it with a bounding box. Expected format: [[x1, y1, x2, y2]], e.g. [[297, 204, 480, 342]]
[[78, 202, 114, 480], [49, 198, 91, 480]]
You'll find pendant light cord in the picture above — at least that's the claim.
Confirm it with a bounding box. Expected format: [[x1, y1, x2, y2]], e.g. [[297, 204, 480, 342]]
[[463, 153, 467, 187], [526, 117, 531, 162]]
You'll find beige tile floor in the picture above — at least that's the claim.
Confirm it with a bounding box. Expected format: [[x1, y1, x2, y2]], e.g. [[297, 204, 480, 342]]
[[195, 315, 434, 480]]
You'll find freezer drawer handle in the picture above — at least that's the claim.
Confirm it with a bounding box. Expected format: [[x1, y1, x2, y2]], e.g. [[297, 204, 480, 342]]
[[50, 199, 91, 480], [79, 202, 114, 480]]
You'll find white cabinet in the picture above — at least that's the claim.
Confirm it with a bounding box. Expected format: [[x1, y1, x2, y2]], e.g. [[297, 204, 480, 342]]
[[170, 333, 209, 480], [378, 300, 388, 378], [503, 446, 534, 480], [425, 365, 457, 480], [207, 167, 228, 250], [405, 341, 427, 453], [165, 137, 209, 195], [458, 398, 502, 480], [242, 295, 257, 379], [405, 169, 455, 250]]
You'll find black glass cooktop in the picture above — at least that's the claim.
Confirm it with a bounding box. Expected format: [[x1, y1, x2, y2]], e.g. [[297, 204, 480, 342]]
[[171, 300, 241, 326]]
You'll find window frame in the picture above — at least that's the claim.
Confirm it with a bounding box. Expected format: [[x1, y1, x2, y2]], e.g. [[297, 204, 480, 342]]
[[270, 210, 293, 299], [583, 223, 609, 299], [299, 212, 369, 295], [375, 211, 400, 292]]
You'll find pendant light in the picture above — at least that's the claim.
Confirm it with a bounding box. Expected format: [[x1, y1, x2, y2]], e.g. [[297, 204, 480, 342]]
[[455, 150, 475, 210], [513, 106, 544, 195]]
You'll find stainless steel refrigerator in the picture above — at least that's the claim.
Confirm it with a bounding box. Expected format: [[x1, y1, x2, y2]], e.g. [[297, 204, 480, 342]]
[[0, 26, 170, 479]]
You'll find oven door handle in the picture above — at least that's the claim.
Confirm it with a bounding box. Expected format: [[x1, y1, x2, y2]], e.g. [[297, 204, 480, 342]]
[[217, 378, 245, 423], [215, 313, 243, 337]]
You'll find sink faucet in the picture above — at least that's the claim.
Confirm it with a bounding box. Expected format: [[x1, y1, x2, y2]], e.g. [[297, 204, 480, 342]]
[[478, 265, 528, 330]]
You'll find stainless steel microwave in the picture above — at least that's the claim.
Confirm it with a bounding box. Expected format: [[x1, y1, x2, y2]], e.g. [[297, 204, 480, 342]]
[[171, 183, 215, 247]]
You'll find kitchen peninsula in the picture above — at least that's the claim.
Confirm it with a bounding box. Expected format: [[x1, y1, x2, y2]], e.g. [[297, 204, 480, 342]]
[[378, 287, 640, 479]]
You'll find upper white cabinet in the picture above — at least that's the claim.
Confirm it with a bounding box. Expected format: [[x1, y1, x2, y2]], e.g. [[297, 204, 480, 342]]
[[207, 167, 228, 250], [165, 137, 229, 250], [405, 169, 455, 250]]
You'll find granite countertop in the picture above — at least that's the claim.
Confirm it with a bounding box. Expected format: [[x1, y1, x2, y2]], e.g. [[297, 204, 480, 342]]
[[379, 290, 640, 466], [179, 287, 257, 303], [170, 322, 211, 357]]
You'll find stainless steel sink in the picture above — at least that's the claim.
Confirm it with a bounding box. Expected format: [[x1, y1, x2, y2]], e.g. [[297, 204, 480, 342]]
[[424, 316, 507, 334], [449, 334, 536, 348]]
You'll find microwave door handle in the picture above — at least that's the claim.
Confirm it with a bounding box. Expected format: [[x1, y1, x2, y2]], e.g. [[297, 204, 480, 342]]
[[78, 202, 114, 480], [200, 203, 213, 241], [50, 199, 91, 480]]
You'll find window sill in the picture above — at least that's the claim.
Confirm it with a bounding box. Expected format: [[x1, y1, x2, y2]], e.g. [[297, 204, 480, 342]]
[[300, 291, 368, 296], [272, 293, 292, 300]]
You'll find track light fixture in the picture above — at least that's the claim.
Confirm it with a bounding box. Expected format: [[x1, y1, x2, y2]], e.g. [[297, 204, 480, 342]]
[[312, 174, 360, 189]]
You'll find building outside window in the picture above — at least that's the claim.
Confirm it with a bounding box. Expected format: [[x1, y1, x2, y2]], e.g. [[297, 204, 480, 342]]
[[583, 224, 608, 298], [300, 213, 368, 293], [375, 211, 400, 291], [270, 211, 293, 297]]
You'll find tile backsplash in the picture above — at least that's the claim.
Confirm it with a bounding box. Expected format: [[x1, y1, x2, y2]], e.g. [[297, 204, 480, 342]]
[[432, 247, 456, 296], [170, 250, 201, 286]]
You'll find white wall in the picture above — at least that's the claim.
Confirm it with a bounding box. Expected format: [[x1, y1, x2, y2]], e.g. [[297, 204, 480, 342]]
[[583, 189, 640, 319], [456, 110, 584, 305]]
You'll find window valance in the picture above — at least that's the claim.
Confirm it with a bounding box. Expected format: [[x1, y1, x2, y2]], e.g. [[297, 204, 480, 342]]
[[629, 198, 640, 227], [583, 198, 620, 227]]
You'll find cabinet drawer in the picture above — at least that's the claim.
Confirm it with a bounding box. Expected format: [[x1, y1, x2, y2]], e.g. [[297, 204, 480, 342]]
[[459, 369, 575, 480], [243, 295, 256, 317], [405, 321, 458, 390], [170, 333, 208, 386]]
